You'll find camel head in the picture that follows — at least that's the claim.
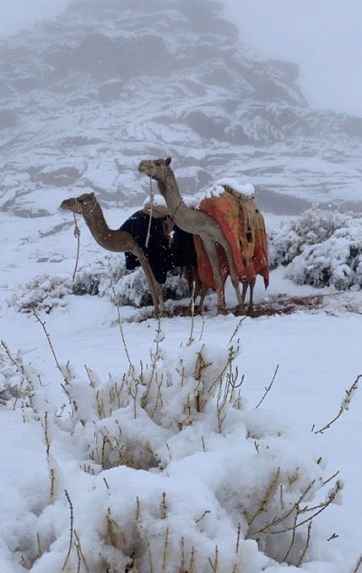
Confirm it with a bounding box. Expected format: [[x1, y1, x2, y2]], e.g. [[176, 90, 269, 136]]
[[138, 157, 172, 182], [60, 192, 97, 215]]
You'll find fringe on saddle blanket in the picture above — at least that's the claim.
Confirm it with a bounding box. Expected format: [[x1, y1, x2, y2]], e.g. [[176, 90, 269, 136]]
[[194, 184, 269, 290]]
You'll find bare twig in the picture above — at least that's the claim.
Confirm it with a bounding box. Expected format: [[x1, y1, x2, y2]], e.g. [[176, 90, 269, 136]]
[[111, 285, 133, 370], [297, 522, 312, 567], [268, 480, 342, 535], [228, 317, 246, 345], [255, 364, 280, 409], [31, 308, 70, 385], [282, 505, 299, 562], [314, 375, 361, 434], [251, 478, 316, 535], [195, 510, 211, 525]]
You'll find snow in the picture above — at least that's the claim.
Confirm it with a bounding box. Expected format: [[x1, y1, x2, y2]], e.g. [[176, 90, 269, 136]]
[[1, 200, 362, 572]]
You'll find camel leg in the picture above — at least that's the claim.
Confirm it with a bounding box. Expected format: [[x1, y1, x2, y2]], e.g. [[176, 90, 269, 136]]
[[216, 237, 243, 309], [248, 278, 256, 311], [131, 245, 163, 314], [202, 238, 226, 312], [241, 281, 248, 306], [198, 286, 207, 314]]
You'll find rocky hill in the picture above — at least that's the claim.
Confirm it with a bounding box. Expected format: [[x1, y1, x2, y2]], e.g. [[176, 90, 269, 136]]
[[0, 0, 361, 221]]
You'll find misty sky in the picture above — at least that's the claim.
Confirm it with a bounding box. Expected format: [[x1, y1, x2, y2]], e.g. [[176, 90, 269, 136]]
[[1, 0, 361, 117]]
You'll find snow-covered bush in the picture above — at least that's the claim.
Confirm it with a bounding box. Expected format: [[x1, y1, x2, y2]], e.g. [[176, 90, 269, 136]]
[[287, 224, 362, 289], [9, 256, 191, 315], [270, 208, 362, 290], [1, 327, 345, 572], [269, 208, 350, 269], [7, 274, 72, 314]]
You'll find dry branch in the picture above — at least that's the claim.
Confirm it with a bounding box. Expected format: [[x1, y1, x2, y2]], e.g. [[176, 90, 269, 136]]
[[314, 375, 361, 434], [255, 364, 280, 409]]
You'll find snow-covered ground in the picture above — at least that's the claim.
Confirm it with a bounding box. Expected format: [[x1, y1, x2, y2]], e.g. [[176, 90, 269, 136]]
[[1, 202, 361, 572]]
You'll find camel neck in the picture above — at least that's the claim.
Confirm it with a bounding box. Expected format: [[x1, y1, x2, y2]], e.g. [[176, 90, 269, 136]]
[[158, 170, 185, 217], [82, 201, 120, 251]]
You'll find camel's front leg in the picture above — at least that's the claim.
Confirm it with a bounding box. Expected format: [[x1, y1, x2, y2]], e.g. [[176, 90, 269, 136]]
[[131, 245, 164, 315], [202, 238, 226, 313]]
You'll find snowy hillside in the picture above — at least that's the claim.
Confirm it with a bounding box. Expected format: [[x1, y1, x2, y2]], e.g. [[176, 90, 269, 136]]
[[1, 0, 362, 225]]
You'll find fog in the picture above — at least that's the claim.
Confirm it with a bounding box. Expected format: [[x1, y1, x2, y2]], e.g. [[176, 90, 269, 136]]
[[225, 0, 362, 116], [1, 0, 361, 117], [0, 0, 71, 36]]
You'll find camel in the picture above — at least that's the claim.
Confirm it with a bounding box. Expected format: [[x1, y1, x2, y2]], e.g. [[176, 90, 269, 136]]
[[60, 192, 164, 314], [138, 157, 244, 312]]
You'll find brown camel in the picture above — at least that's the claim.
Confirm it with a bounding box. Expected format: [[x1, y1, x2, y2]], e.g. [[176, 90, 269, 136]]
[[138, 157, 244, 312], [60, 192, 163, 314]]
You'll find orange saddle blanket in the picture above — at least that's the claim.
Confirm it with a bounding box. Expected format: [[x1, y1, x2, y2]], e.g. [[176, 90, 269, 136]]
[[193, 189, 269, 290]]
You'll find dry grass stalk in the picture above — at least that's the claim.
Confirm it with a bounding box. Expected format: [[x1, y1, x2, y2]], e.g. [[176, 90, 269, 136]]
[[74, 529, 90, 573], [162, 527, 169, 573], [36, 532, 42, 559], [42, 411, 56, 500], [235, 523, 241, 554], [143, 317, 164, 405], [62, 489, 75, 571], [186, 280, 196, 346], [247, 468, 281, 529], [160, 492, 168, 519], [352, 555, 362, 573], [255, 364, 280, 409], [208, 545, 219, 573], [189, 547, 196, 573], [314, 374, 361, 434]]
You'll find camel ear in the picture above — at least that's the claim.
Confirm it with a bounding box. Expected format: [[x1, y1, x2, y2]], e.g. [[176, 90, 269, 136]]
[[165, 157, 172, 166]]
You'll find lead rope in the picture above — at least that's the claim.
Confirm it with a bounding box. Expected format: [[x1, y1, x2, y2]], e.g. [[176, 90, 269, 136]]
[[72, 213, 81, 283], [145, 176, 154, 249]]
